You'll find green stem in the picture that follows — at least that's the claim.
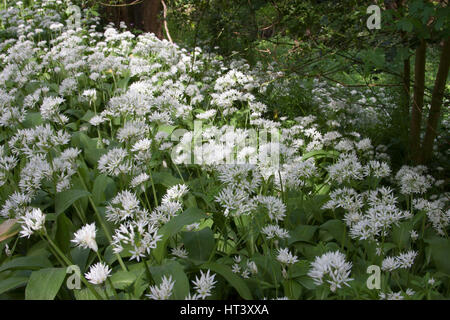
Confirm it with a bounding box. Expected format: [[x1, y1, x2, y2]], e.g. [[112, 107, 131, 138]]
[[43, 232, 105, 300], [76, 170, 128, 272], [96, 251, 119, 300]]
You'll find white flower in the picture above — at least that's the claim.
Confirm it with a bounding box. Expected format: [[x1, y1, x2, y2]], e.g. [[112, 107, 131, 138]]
[[19, 208, 46, 238], [162, 184, 189, 204], [382, 257, 399, 272], [192, 270, 217, 299], [146, 275, 175, 300], [308, 251, 353, 292], [85, 262, 111, 285], [261, 224, 289, 240], [89, 115, 105, 126], [396, 250, 418, 269], [276, 248, 298, 265], [406, 288, 415, 296], [98, 148, 132, 177], [171, 245, 188, 259], [72, 223, 98, 252], [382, 250, 417, 271]]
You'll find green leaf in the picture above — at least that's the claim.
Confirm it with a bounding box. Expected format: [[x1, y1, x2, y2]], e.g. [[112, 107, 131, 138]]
[[55, 189, 91, 215], [22, 112, 43, 128], [424, 237, 450, 275], [152, 171, 183, 187], [153, 207, 206, 263], [70, 246, 90, 273], [92, 174, 115, 205], [182, 227, 215, 262], [150, 260, 190, 300], [302, 149, 338, 161], [55, 213, 75, 253], [201, 262, 252, 300], [320, 219, 353, 249], [74, 287, 101, 300], [0, 255, 52, 272], [0, 275, 29, 295], [288, 225, 318, 245], [392, 221, 412, 250], [110, 271, 137, 290], [283, 279, 302, 299], [25, 268, 66, 300]]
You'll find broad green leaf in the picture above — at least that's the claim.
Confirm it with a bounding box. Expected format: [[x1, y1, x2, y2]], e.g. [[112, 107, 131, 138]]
[[55, 213, 75, 253], [0, 275, 29, 295], [152, 171, 182, 187], [153, 207, 206, 263], [25, 268, 66, 300], [182, 227, 215, 262], [150, 260, 190, 300], [283, 279, 302, 299], [320, 219, 353, 249], [92, 174, 115, 205], [55, 189, 91, 215], [424, 237, 450, 275], [201, 262, 252, 300], [0, 255, 52, 272], [74, 287, 101, 300], [110, 271, 137, 290], [288, 225, 318, 245], [70, 246, 90, 273]]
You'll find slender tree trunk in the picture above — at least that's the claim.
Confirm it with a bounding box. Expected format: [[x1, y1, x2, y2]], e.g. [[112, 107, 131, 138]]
[[402, 54, 411, 115], [409, 39, 427, 163], [420, 37, 450, 163], [141, 0, 163, 38]]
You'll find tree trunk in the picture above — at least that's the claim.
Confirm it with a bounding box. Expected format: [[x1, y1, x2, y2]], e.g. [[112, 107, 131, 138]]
[[402, 57, 411, 113], [420, 37, 450, 163], [409, 39, 427, 164], [141, 0, 163, 38]]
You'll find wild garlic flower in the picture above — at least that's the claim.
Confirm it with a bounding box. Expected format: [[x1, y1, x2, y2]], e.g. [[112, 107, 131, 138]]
[[216, 164, 262, 193], [171, 245, 188, 259], [19, 207, 46, 238], [327, 152, 364, 184], [261, 224, 289, 240], [256, 195, 286, 222], [363, 160, 391, 178], [146, 275, 175, 300], [348, 187, 411, 242], [413, 198, 449, 236], [162, 184, 189, 204], [72, 223, 98, 252], [381, 250, 417, 271], [98, 148, 132, 177], [0, 191, 31, 219], [395, 166, 433, 195], [215, 186, 256, 218], [150, 201, 183, 226], [192, 270, 217, 299], [40, 96, 66, 123], [276, 248, 298, 265], [379, 291, 404, 300], [106, 190, 147, 223], [85, 262, 111, 285], [308, 251, 353, 292], [111, 220, 162, 261]]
